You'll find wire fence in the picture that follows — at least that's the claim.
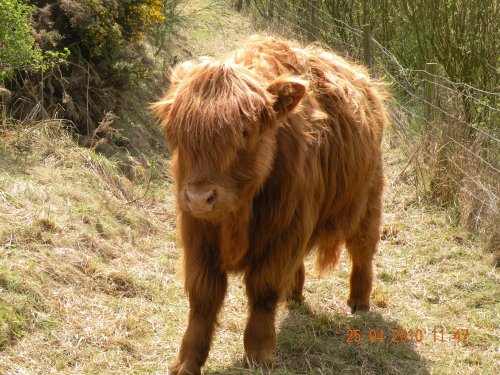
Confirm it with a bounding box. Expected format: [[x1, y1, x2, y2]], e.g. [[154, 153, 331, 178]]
[[242, 0, 499, 238]]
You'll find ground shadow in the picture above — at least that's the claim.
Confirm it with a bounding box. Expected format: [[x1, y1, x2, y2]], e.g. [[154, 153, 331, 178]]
[[206, 302, 430, 375]]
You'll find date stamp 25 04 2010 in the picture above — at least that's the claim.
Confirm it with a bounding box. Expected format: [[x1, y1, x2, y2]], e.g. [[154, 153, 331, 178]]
[[346, 328, 469, 343]]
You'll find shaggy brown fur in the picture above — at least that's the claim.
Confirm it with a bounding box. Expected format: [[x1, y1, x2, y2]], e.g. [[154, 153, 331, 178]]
[[154, 35, 388, 374]]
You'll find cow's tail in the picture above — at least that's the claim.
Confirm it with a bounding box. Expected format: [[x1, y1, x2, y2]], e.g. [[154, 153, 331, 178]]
[[315, 237, 343, 275]]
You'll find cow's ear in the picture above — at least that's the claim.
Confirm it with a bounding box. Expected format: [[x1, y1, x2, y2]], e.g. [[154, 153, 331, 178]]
[[151, 60, 197, 124], [150, 97, 174, 127], [267, 77, 307, 119], [151, 97, 178, 148], [170, 60, 196, 86]]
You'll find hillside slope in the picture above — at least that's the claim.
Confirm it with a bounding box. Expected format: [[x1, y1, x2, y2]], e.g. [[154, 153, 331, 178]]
[[1, 1, 498, 374]]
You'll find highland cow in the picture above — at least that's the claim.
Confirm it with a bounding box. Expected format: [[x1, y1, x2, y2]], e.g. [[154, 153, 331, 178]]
[[154, 36, 387, 374]]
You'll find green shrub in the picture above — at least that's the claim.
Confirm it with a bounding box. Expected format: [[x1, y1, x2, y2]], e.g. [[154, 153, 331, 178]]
[[0, 0, 42, 79], [4, 0, 180, 133], [59, 0, 165, 58]]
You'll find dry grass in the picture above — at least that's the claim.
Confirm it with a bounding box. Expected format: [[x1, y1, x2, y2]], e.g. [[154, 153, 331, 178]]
[[0, 119, 181, 373], [422, 93, 498, 240], [1, 1, 499, 374]]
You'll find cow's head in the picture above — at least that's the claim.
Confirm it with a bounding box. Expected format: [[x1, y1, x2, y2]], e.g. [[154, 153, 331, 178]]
[[154, 60, 306, 221]]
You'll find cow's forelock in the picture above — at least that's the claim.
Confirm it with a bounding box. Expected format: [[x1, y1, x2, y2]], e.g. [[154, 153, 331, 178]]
[[165, 61, 276, 149]]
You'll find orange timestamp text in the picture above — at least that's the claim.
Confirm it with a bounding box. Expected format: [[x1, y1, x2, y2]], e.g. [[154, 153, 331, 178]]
[[346, 328, 469, 343]]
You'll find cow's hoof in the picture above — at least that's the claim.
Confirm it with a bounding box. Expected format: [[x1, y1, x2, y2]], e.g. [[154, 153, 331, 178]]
[[347, 298, 370, 313], [170, 358, 201, 375], [244, 350, 275, 368], [287, 292, 305, 304]]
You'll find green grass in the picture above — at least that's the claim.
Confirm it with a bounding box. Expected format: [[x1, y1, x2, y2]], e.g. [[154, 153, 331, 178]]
[[1, 1, 499, 374], [0, 298, 28, 349]]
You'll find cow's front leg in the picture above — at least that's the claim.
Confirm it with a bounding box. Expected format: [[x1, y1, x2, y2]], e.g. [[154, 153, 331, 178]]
[[244, 289, 278, 365], [170, 262, 227, 375]]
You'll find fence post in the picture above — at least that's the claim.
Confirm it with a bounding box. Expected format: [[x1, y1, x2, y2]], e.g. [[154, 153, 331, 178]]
[[423, 62, 438, 158], [424, 63, 438, 124], [1, 86, 6, 132], [311, 0, 317, 29], [268, 0, 275, 19], [363, 25, 372, 70]]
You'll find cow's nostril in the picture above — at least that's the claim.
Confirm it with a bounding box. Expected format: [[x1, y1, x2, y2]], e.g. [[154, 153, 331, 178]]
[[185, 191, 191, 203], [206, 191, 216, 205]]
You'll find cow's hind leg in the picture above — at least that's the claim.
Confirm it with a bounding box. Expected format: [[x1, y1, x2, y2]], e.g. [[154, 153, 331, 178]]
[[345, 181, 383, 313], [288, 261, 305, 303]]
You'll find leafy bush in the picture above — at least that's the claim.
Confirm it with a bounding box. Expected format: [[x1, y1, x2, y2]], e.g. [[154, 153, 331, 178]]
[[0, 0, 42, 79], [5, 0, 180, 133], [58, 0, 164, 58]]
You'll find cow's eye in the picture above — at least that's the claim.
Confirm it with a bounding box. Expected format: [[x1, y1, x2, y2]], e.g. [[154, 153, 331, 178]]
[[242, 128, 249, 138]]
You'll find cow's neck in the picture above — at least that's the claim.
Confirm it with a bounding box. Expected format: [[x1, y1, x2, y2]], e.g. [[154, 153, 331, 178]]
[[218, 203, 251, 271]]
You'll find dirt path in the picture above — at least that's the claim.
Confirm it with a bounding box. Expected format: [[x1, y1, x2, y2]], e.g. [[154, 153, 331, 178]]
[[171, 0, 258, 60]]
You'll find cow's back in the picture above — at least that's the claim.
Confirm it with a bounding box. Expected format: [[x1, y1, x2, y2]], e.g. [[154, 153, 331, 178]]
[[240, 37, 387, 263]]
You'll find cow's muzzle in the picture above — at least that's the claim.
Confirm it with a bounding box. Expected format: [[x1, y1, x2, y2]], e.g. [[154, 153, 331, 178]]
[[184, 183, 217, 215]]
